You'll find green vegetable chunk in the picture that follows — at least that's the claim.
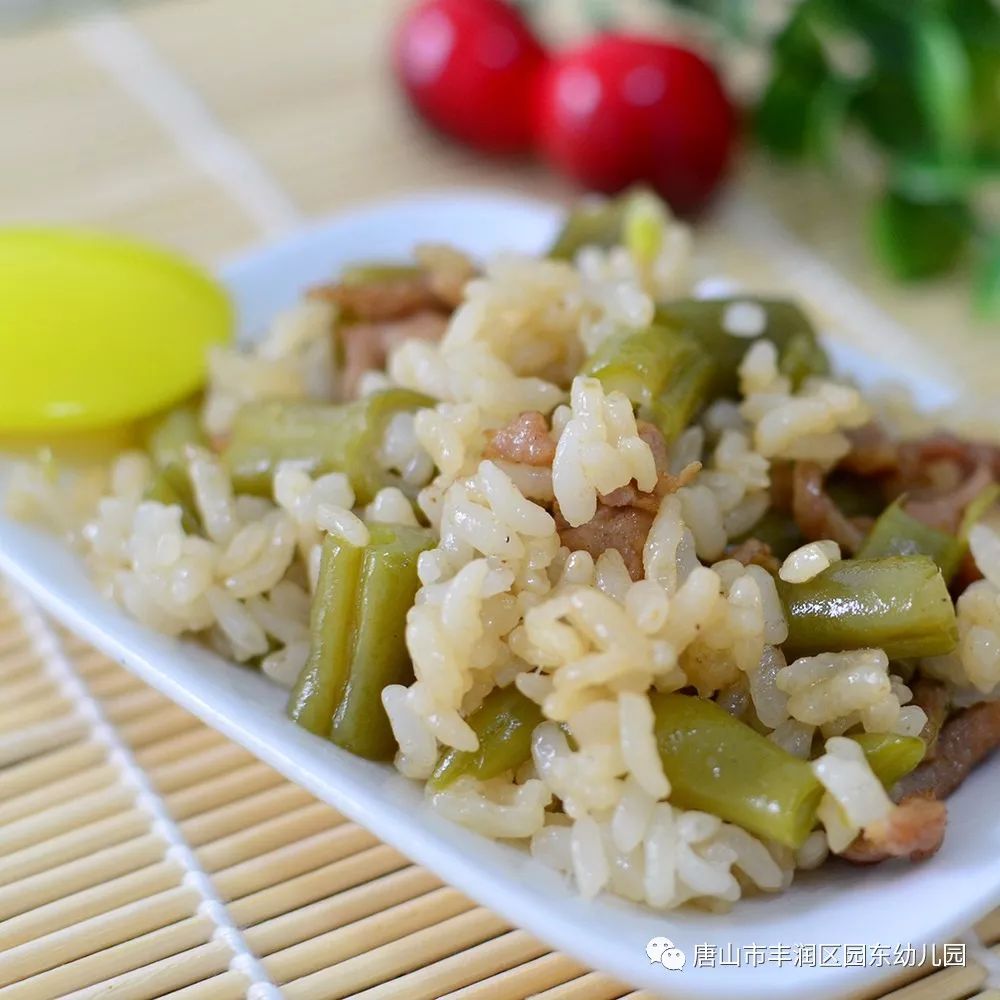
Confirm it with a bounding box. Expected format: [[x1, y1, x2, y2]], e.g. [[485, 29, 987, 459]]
[[142, 401, 205, 471], [429, 685, 544, 791], [851, 732, 927, 790], [548, 189, 656, 261], [779, 556, 959, 660], [869, 190, 970, 282], [288, 523, 434, 759], [141, 401, 206, 531], [145, 467, 200, 534], [224, 389, 432, 504], [858, 499, 963, 580], [651, 693, 824, 848], [584, 324, 713, 441], [653, 297, 830, 397]]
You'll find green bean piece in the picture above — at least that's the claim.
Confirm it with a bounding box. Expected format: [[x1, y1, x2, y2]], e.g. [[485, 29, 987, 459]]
[[585, 325, 684, 407], [287, 533, 365, 736], [224, 389, 433, 504], [651, 693, 824, 848], [653, 297, 830, 397], [851, 732, 926, 790], [289, 523, 434, 758], [329, 524, 435, 759], [141, 402, 205, 530], [779, 330, 832, 388], [858, 500, 963, 581], [428, 685, 544, 791], [548, 189, 657, 261], [778, 556, 959, 660], [584, 325, 713, 441], [647, 350, 715, 442], [142, 402, 205, 472], [145, 467, 200, 534]]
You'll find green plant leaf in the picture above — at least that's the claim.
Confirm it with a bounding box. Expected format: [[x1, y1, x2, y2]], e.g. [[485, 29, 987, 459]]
[[806, 75, 858, 166], [869, 188, 971, 281], [756, 70, 821, 158], [913, 13, 973, 157], [892, 153, 995, 200], [975, 237, 1000, 320]]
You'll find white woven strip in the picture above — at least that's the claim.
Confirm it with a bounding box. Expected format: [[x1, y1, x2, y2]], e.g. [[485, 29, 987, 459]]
[[70, 9, 303, 238], [5, 583, 283, 1000]]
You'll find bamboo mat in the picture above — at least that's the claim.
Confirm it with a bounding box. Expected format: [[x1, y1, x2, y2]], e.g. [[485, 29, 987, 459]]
[[1, 1, 1000, 998]]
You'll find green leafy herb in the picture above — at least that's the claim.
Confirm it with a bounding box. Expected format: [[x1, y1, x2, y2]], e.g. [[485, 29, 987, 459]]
[[870, 188, 970, 281]]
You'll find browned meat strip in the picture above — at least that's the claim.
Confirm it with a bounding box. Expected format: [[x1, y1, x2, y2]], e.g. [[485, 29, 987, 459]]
[[840, 423, 900, 477], [599, 461, 701, 513], [905, 464, 995, 534], [340, 311, 448, 399], [842, 796, 947, 864], [792, 461, 866, 553], [726, 537, 780, 575], [637, 420, 670, 471], [770, 461, 795, 511], [310, 274, 442, 321], [895, 700, 1000, 802], [483, 412, 556, 467], [555, 504, 654, 581], [896, 432, 1000, 484], [599, 422, 700, 511], [912, 678, 950, 761]]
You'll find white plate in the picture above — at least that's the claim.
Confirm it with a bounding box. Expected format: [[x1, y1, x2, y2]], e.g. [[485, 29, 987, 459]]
[[1, 191, 997, 1000]]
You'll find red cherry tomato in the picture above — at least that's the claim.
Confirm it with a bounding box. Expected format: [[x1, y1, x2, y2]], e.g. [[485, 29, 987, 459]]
[[394, 0, 548, 155], [535, 35, 736, 214]]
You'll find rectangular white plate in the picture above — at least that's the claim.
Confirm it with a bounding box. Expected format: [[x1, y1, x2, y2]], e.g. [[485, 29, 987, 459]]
[[1, 191, 998, 1000]]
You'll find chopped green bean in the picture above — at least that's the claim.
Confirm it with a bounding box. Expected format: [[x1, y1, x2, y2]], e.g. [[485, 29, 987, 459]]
[[429, 685, 543, 791], [287, 533, 365, 736], [584, 325, 713, 441], [647, 351, 715, 443], [858, 499, 963, 580], [548, 189, 656, 261], [779, 556, 959, 660], [224, 389, 433, 504], [289, 523, 434, 759], [654, 297, 830, 397], [145, 467, 200, 534], [651, 693, 824, 848], [851, 732, 926, 789], [142, 402, 205, 471], [141, 402, 205, 530]]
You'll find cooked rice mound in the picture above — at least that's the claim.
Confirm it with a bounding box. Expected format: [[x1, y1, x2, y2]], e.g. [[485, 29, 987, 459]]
[[10, 195, 1000, 914]]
